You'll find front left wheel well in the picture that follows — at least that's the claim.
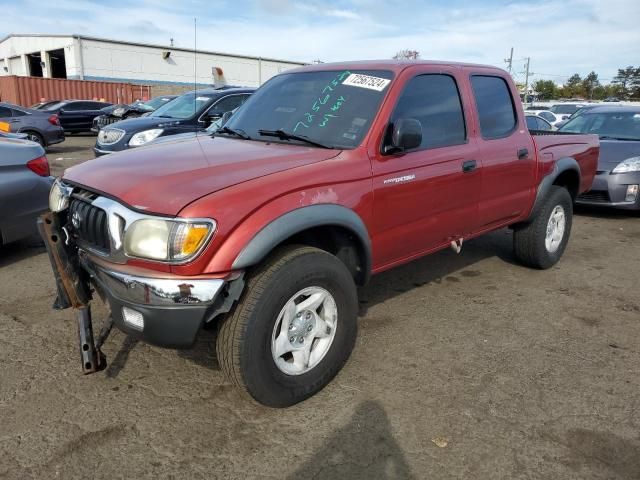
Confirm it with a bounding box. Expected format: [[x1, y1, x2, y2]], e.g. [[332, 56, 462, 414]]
[[282, 225, 369, 285]]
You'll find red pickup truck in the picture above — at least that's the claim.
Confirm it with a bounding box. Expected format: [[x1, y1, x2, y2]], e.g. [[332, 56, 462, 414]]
[[41, 60, 598, 407]]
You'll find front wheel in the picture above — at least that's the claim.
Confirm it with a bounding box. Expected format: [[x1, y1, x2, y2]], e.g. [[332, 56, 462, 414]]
[[513, 186, 573, 269], [216, 245, 358, 407]]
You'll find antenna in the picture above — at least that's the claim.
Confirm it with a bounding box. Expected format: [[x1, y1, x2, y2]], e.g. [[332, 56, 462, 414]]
[[194, 17, 197, 138]]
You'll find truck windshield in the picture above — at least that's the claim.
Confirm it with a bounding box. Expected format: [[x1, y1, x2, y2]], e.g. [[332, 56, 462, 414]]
[[559, 111, 640, 140], [224, 69, 394, 149], [151, 93, 214, 119]]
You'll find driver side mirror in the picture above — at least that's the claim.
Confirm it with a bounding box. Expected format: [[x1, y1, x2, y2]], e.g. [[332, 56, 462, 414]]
[[384, 118, 422, 154], [220, 110, 233, 126], [204, 110, 223, 124]]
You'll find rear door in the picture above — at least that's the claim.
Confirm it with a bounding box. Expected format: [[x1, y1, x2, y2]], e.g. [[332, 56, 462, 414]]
[[60, 101, 103, 131], [470, 74, 536, 229], [369, 66, 481, 269]]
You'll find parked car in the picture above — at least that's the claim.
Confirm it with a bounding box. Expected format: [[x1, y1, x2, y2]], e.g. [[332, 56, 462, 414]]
[[0, 138, 53, 246], [149, 104, 246, 146], [526, 109, 562, 127], [93, 87, 253, 155], [42, 100, 113, 134], [550, 103, 585, 120], [41, 60, 598, 406], [526, 105, 550, 111], [554, 104, 627, 130], [92, 95, 178, 132], [30, 100, 61, 110], [559, 105, 640, 210], [604, 97, 621, 103], [0, 131, 28, 140], [525, 114, 554, 131], [0, 102, 65, 147]]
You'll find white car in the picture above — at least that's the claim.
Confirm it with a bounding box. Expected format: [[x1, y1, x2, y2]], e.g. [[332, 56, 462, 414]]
[[527, 109, 563, 127], [549, 103, 585, 121]]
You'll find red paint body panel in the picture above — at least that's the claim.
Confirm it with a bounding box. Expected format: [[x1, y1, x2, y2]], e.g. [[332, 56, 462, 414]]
[[62, 60, 599, 278]]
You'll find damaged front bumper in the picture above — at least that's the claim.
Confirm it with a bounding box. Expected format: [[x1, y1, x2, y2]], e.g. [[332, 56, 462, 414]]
[[38, 211, 240, 375]]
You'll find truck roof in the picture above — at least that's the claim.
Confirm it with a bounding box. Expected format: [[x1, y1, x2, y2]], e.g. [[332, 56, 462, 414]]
[[288, 59, 509, 75]]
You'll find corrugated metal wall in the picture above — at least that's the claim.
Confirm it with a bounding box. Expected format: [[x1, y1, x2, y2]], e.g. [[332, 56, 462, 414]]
[[0, 76, 152, 107]]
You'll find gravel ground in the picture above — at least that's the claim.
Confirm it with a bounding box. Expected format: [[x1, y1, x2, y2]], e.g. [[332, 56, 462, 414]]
[[0, 135, 638, 479]]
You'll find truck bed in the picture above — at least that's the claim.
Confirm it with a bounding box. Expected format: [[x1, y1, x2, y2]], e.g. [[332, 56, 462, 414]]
[[532, 133, 599, 195]]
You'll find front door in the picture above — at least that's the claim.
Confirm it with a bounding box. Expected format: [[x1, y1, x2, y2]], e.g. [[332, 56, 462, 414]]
[[369, 67, 482, 270]]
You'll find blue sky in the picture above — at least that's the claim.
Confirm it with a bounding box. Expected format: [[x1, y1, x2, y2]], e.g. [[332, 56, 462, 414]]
[[1, 0, 638, 84]]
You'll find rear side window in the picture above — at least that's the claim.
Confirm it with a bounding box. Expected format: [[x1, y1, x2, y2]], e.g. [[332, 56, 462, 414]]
[[0, 106, 12, 117], [471, 75, 517, 139], [210, 94, 250, 115], [389, 74, 466, 151]]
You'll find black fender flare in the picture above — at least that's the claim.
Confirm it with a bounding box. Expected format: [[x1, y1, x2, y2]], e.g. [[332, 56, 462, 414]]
[[232, 204, 372, 282], [527, 157, 580, 221]]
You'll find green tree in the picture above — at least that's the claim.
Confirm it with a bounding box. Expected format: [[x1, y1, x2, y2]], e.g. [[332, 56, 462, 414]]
[[612, 66, 637, 99], [562, 73, 584, 98], [532, 79, 557, 100], [582, 71, 600, 99]]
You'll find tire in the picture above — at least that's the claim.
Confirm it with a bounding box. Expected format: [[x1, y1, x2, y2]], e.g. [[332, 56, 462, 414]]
[[513, 186, 573, 269], [217, 245, 358, 407], [24, 131, 44, 147]]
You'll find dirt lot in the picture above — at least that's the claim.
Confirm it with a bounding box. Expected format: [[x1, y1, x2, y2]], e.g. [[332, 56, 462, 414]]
[[1, 135, 639, 479]]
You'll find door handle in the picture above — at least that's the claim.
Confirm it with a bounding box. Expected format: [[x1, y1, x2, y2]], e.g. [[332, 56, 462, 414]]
[[518, 148, 529, 159], [462, 160, 477, 173]]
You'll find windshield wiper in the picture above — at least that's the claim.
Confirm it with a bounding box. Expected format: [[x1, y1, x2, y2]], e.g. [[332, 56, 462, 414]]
[[257, 129, 333, 149], [599, 136, 639, 141], [215, 126, 251, 140]]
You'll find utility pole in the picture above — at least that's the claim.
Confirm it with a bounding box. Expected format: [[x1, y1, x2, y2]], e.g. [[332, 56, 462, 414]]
[[504, 47, 514, 74], [523, 57, 530, 104]]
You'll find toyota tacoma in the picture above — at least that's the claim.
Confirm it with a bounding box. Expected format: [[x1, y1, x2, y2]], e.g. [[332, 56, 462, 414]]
[[40, 60, 599, 407]]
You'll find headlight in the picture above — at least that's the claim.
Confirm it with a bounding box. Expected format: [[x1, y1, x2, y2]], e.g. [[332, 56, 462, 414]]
[[49, 179, 70, 212], [113, 107, 125, 117], [129, 128, 163, 147], [124, 218, 215, 261], [612, 156, 640, 174]]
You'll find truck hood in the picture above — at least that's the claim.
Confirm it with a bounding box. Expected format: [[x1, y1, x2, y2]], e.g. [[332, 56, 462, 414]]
[[64, 135, 341, 215], [597, 139, 640, 171]]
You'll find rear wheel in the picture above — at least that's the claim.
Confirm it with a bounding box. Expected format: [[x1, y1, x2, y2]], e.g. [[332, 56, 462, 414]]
[[513, 186, 573, 269], [216, 245, 358, 407], [24, 131, 44, 147]]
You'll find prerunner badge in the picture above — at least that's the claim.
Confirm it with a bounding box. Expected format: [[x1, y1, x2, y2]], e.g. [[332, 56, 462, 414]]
[[342, 73, 391, 92]]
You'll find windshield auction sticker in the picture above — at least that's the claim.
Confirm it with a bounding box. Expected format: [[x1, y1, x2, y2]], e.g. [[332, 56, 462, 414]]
[[342, 73, 391, 92]]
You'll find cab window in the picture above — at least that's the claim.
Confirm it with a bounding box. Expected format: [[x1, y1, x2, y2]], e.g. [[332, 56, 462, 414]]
[[471, 75, 517, 139], [388, 74, 466, 151]]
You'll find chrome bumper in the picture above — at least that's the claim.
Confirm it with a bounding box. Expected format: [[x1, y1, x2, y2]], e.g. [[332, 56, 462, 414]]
[[79, 250, 224, 306]]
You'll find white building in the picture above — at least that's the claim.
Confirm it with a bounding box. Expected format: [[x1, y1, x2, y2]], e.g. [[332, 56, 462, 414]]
[[0, 34, 306, 87]]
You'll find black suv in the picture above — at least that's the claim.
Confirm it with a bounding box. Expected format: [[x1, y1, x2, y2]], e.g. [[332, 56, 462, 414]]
[[43, 100, 113, 133], [94, 87, 254, 156]]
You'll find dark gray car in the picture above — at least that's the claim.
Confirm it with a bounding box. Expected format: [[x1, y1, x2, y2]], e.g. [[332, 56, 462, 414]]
[[0, 138, 53, 245], [0, 102, 65, 148], [560, 106, 640, 210]]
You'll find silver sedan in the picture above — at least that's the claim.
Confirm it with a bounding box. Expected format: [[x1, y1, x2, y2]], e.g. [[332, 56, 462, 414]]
[[0, 138, 53, 245]]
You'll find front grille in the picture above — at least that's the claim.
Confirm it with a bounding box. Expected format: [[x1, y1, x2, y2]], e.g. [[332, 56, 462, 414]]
[[577, 190, 610, 203], [69, 197, 110, 252], [97, 128, 125, 145], [96, 116, 121, 129]]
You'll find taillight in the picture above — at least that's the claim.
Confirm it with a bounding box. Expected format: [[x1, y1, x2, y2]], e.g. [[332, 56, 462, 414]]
[[26, 155, 50, 177], [48, 114, 60, 126]]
